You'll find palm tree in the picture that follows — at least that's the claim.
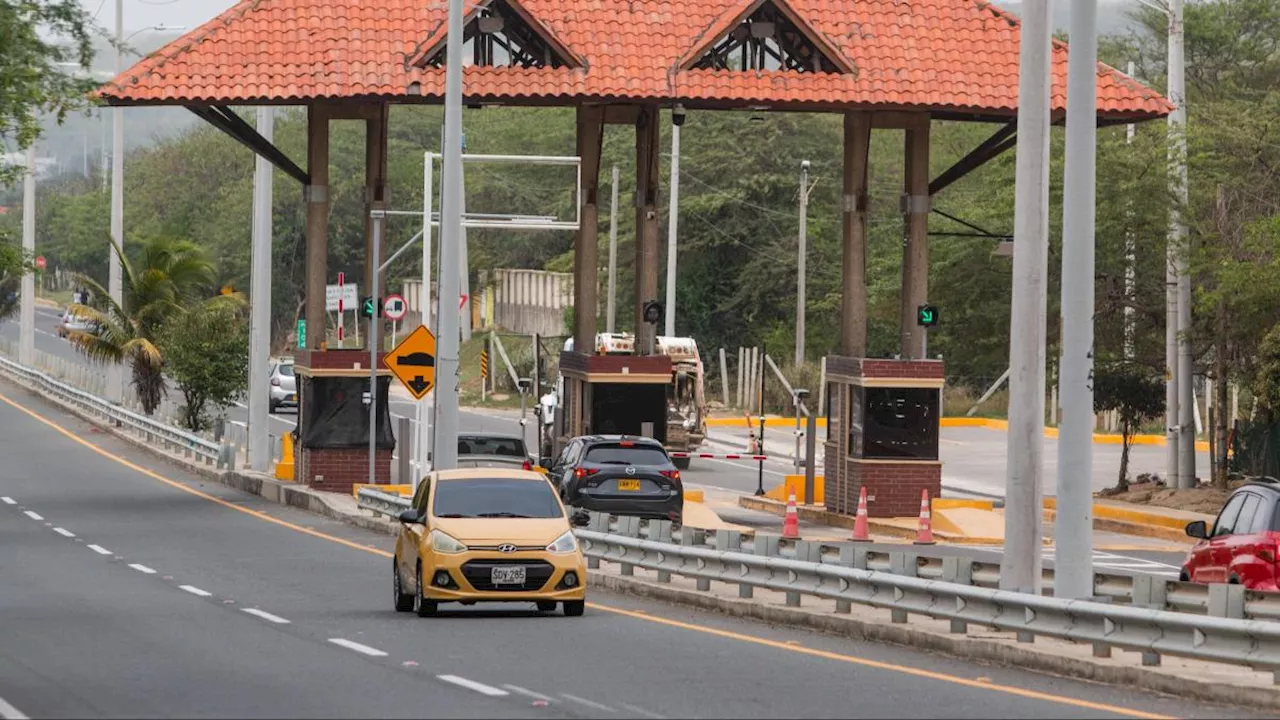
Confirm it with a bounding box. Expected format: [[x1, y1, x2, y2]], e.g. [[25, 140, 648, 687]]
[[67, 236, 219, 414]]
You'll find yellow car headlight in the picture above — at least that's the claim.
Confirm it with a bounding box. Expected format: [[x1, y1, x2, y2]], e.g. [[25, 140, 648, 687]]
[[546, 530, 579, 554], [429, 529, 468, 554]]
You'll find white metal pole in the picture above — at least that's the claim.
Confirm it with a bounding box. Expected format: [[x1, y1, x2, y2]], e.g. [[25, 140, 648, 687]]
[[606, 165, 619, 334], [1170, 0, 1195, 488], [416, 153, 435, 485], [107, 0, 125, 404], [1164, 8, 1182, 489], [369, 211, 382, 485], [20, 144, 36, 367], [459, 154, 472, 343], [248, 107, 274, 472], [1001, 0, 1053, 596], [1056, 0, 1098, 601], [795, 161, 809, 367], [664, 122, 681, 338], [1124, 61, 1137, 360], [435, 0, 465, 472]]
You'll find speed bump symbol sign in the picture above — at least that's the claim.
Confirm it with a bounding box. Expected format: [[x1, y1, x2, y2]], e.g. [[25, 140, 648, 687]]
[[385, 325, 437, 399]]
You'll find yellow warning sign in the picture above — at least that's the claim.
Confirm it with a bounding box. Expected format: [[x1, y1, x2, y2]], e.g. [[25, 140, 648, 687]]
[[385, 325, 437, 400]]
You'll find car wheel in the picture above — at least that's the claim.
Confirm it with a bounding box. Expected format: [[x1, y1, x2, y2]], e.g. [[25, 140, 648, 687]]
[[536, 601, 557, 613], [1179, 569, 1190, 582], [414, 563, 438, 617], [563, 600, 585, 617], [672, 457, 691, 471], [269, 399, 279, 414], [393, 558, 414, 612]]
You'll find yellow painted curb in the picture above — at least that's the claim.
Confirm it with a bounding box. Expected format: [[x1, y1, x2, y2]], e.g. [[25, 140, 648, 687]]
[[274, 433, 295, 481], [352, 483, 413, 498], [932, 498, 995, 511], [683, 489, 705, 503], [782, 474, 824, 505], [942, 417, 1211, 451]]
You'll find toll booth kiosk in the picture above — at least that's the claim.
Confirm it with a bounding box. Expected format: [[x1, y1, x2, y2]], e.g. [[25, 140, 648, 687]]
[[823, 357, 943, 518], [553, 351, 672, 456], [293, 349, 396, 494]]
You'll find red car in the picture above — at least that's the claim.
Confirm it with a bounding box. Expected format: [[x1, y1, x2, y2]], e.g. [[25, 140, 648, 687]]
[[1182, 481, 1280, 591]]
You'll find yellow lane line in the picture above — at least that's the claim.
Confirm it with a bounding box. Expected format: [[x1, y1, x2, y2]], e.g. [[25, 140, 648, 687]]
[[590, 604, 1172, 720], [0, 390, 1172, 719], [0, 391, 395, 560]]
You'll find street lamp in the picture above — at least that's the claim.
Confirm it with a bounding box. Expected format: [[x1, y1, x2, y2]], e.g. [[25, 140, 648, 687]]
[[1133, 0, 1192, 489]]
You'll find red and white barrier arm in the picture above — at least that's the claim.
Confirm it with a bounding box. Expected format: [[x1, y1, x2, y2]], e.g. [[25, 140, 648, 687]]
[[669, 452, 769, 461]]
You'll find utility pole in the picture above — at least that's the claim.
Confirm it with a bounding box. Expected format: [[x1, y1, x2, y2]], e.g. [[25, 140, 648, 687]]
[[433, 0, 465, 472], [1056, 0, 1098, 601], [106, 0, 125, 403], [795, 160, 810, 367], [1001, 0, 1052, 597], [664, 107, 684, 338], [20, 144, 36, 367], [1124, 61, 1137, 360], [1169, 0, 1195, 488], [248, 107, 274, 472], [606, 165, 619, 334]]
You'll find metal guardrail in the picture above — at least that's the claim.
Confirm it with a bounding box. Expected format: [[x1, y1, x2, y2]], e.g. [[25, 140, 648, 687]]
[[352, 494, 1280, 675], [0, 355, 229, 467]]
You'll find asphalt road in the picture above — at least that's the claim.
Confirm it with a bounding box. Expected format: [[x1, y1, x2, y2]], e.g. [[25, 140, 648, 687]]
[[1, 380, 1262, 719]]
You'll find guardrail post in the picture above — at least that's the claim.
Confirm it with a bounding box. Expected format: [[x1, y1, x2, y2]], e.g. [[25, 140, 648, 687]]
[[747, 535, 780, 599], [681, 529, 709, 590], [1131, 575, 1171, 665], [585, 513, 607, 569], [941, 556, 973, 633], [786, 541, 822, 607], [835, 544, 868, 613], [654, 520, 675, 583], [618, 516, 640, 576], [888, 552, 918, 623], [1208, 582, 1246, 619]]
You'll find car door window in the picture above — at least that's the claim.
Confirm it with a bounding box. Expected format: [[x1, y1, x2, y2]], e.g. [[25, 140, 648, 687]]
[[1211, 493, 1248, 537], [412, 478, 431, 515], [1234, 493, 1263, 536]]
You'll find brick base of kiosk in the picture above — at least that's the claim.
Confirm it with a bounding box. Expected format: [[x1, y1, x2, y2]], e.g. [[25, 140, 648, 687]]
[[822, 357, 943, 519]]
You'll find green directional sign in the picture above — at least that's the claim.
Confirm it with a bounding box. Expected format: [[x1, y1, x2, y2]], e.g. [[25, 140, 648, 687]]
[[917, 304, 939, 328], [296, 319, 306, 348], [360, 296, 381, 319]]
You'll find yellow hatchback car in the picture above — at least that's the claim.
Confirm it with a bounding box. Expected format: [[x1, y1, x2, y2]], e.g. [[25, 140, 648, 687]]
[[393, 468, 589, 617]]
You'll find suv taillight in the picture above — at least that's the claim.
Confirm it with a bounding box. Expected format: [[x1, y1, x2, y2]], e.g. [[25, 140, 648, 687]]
[[271, 378, 281, 386], [1260, 544, 1276, 564], [574, 468, 599, 479], [522, 460, 532, 471], [659, 470, 681, 486]]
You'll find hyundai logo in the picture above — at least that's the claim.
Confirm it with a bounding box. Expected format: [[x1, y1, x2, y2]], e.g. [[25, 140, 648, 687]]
[[625, 466, 636, 475], [497, 544, 518, 553]]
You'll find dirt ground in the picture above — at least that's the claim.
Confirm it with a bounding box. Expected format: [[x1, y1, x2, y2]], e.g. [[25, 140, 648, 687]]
[[1097, 479, 1247, 515]]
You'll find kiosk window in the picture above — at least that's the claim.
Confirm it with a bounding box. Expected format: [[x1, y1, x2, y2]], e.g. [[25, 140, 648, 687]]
[[858, 387, 939, 461]]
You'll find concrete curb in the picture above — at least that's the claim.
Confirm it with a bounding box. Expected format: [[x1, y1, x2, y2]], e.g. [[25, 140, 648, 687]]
[[589, 571, 1280, 712]]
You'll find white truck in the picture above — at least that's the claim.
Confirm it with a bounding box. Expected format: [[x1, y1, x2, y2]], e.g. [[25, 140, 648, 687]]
[[553, 332, 708, 468]]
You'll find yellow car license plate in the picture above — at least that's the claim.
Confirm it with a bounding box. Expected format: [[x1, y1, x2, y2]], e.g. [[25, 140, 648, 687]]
[[617, 478, 641, 491]]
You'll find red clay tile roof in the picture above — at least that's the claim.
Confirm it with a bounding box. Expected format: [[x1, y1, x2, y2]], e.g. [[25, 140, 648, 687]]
[[97, 0, 1172, 121]]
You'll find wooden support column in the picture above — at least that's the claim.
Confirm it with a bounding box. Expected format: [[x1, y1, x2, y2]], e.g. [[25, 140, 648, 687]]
[[900, 116, 931, 359], [634, 104, 661, 355], [364, 103, 390, 302], [305, 105, 331, 350], [841, 112, 872, 357], [574, 106, 604, 355]]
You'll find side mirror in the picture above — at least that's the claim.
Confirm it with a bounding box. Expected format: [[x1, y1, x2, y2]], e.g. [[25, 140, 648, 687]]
[[572, 510, 591, 528], [1186, 520, 1208, 540], [398, 509, 423, 525]]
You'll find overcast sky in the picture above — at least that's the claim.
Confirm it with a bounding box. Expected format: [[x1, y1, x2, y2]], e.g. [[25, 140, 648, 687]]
[[82, 0, 238, 36]]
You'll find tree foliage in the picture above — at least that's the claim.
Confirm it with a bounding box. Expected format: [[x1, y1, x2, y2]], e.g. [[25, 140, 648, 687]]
[[160, 303, 249, 432], [0, 0, 98, 185], [1094, 361, 1166, 490]]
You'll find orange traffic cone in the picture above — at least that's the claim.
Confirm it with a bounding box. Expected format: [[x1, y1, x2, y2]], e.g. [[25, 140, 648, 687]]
[[914, 488, 936, 545], [851, 486, 873, 543], [782, 493, 800, 539]]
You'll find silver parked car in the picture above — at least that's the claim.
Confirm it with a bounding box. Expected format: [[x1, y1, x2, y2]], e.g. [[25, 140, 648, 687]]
[[268, 359, 297, 414]]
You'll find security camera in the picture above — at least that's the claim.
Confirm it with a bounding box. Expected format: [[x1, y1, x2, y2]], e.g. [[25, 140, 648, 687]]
[[672, 104, 687, 127], [801, 160, 811, 172]]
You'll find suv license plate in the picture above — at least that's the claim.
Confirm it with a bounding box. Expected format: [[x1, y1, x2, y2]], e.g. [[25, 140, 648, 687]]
[[491, 566, 526, 585], [617, 478, 641, 491]]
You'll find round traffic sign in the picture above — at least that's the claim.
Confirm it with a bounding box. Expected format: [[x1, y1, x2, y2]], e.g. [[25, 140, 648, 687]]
[[383, 294, 407, 321], [34, 256, 46, 270]]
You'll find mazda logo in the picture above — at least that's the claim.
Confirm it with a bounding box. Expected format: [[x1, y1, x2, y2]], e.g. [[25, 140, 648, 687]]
[[625, 466, 636, 475], [497, 544, 518, 553]]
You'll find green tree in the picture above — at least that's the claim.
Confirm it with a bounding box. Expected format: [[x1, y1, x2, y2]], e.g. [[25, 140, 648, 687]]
[[0, 229, 33, 320], [159, 303, 249, 432], [68, 236, 218, 414], [0, 0, 97, 184], [1094, 361, 1166, 491]]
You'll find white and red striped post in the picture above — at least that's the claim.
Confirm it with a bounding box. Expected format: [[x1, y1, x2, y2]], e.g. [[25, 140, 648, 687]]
[[337, 271, 345, 345]]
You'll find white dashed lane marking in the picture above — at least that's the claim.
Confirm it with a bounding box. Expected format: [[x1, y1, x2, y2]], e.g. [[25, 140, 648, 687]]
[[502, 685, 554, 702], [53, 527, 75, 538], [23, 510, 43, 521], [179, 585, 212, 597], [128, 564, 157, 574], [241, 608, 290, 624], [0, 693, 30, 720], [87, 544, 112, 555], [618, 702, 666, 719], [328, 638, 388, 657], [1, 497, 15, 505], [560, 693, 616, 713], [437, 675, 509, 697]]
